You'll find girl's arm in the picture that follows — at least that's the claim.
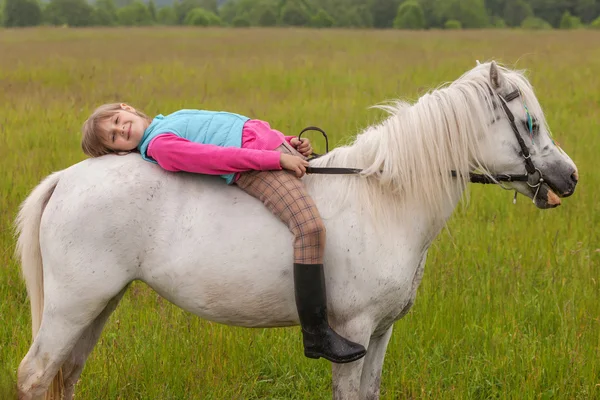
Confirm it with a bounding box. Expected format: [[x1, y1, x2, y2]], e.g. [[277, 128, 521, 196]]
[[147, 134, 282, 175]]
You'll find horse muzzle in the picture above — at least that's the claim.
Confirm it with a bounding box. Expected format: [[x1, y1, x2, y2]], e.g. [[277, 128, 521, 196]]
[[559, 170, 579, 198], [531, 167, 578, 209]]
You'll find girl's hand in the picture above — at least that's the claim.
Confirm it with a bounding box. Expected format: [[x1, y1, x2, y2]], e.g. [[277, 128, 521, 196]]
[[280, 154, 309, 178], [289, 137, 313, 157]]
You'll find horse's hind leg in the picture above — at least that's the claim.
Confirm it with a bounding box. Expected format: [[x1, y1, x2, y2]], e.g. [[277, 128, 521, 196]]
[[18, 283, 128, 400], [62, 287, 128, 400]]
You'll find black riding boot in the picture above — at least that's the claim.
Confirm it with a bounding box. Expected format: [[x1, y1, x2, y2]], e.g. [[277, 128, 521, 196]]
[[293, 263, 367, 364]]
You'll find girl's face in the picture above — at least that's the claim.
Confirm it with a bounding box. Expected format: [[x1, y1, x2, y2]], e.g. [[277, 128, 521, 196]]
[[99, 104, 149, 152]]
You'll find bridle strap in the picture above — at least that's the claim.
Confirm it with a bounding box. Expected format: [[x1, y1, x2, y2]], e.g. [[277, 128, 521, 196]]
[[497, 90, 537, 176]]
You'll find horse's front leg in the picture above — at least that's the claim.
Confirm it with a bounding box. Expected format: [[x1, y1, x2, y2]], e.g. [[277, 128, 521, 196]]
[[359, 326, 393, 400], [331, 318, 372, 400]]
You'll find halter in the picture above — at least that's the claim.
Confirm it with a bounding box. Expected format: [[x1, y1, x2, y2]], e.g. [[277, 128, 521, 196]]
[[496, 89, 545, 202], [303, 89, 543, 195]]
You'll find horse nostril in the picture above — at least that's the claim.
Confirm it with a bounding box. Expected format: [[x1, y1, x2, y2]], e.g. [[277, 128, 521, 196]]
[[571, 171, 579, 183]]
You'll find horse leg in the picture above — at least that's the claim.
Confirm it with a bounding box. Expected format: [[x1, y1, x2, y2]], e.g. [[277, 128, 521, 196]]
[[331, 318, 371, 400], [359, 326, 393, 400], [18, 282, 127, 400], [61, 287, 128, 400]]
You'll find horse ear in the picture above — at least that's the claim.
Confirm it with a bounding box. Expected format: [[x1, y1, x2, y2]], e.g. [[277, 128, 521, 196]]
[[489, 61, 504, 90]]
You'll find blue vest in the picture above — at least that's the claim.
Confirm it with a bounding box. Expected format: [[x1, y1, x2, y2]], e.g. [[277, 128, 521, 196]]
[[138, 110, 250, 184]]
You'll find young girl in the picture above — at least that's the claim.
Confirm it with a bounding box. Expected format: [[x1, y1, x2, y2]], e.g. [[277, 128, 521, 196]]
[[81, 103, 367, 364]]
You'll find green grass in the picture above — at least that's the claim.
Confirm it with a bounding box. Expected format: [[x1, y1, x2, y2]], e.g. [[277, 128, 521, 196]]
[[1, 27, 599, 399]]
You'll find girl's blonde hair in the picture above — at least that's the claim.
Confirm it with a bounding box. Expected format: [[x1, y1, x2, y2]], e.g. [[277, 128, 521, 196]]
[[81, 103, 150, 157]]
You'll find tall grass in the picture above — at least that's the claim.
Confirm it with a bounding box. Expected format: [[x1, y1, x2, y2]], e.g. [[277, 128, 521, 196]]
[[1, 27, 598, 399]]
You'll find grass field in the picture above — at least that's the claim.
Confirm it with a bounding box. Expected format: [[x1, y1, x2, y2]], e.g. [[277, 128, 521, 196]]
[[0, 27, 599, 399]]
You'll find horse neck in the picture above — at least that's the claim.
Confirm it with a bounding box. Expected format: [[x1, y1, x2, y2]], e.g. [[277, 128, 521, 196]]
[[309, 83, 489, 233]]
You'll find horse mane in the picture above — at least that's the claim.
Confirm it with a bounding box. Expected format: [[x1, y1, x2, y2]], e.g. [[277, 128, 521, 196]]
[[308, 62, 549, 224]]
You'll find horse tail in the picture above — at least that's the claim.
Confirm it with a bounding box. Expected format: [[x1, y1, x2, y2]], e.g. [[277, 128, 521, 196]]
[[15, 170, 64, 400]]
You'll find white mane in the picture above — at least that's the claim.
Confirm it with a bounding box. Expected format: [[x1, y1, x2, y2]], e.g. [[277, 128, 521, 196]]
[[308, 62, 548, 223]]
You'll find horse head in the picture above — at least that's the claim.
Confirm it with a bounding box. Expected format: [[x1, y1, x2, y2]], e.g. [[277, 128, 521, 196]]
[[473, 61, 578, 209]]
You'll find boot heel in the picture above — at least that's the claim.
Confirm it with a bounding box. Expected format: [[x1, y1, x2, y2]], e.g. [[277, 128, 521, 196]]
[[304, 351, 321, 359]]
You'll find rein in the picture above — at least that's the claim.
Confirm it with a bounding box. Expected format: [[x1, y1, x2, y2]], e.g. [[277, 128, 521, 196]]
[[300, 89, 539, 187]]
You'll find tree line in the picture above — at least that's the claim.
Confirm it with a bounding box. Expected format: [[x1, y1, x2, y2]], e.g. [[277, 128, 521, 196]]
[[3, 0, 600, 29]]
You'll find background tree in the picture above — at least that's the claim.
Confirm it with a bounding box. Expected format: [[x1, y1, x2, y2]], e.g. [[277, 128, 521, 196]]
[[156, 5, 176, 24], [444, 19, 462, 28], [435, 0, 489, 28], [310, 8, 334, 27], [355, 3, 373, 26], [369, 0, 400, 28], [174, 0, 217, 24], [484, 0, 506, 17], [503, 0, 533, 26], [249, 0, 280, 26], [5, 0, 600, 29], [117, 0, 152, 25], [92, 0, 118, 26], [215, 0, 600, 30], [218, 0, 239, 24], [418, 0, 442, 28], [184, 7, 221, 25], [312, 0, 372, 27], [214, 0, 278, 26], [592, 14, 600, 27], [559, 10, 582, 28], [335, 4, 372, 27], [574, 0, 598, 24], [231, 14, 250, 26], [528, 0, 569, 27], [114, 0, 133, 8], [394, 0, 425, 29], [280, 0, 309, 26], [3, 0, 42, 27], [43, 0, 94, 26], [490, 15, 507, 26], [256, 6, 277, 26], [521, 15, 551, 28], [147, 0, 156, 22]]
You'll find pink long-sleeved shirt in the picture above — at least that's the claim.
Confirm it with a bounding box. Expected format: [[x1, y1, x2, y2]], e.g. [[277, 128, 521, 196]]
[[146, 119, 295, 182]]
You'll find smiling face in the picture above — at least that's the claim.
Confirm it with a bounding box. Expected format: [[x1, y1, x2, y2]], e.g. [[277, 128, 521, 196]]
[[98, 104, 150, 152]]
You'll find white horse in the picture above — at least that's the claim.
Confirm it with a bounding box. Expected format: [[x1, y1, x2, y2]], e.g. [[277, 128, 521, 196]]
[[14, 62, 577, 400]]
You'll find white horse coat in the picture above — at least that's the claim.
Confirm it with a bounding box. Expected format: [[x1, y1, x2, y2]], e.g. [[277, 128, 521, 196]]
[[15, 62, 578, 400]]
